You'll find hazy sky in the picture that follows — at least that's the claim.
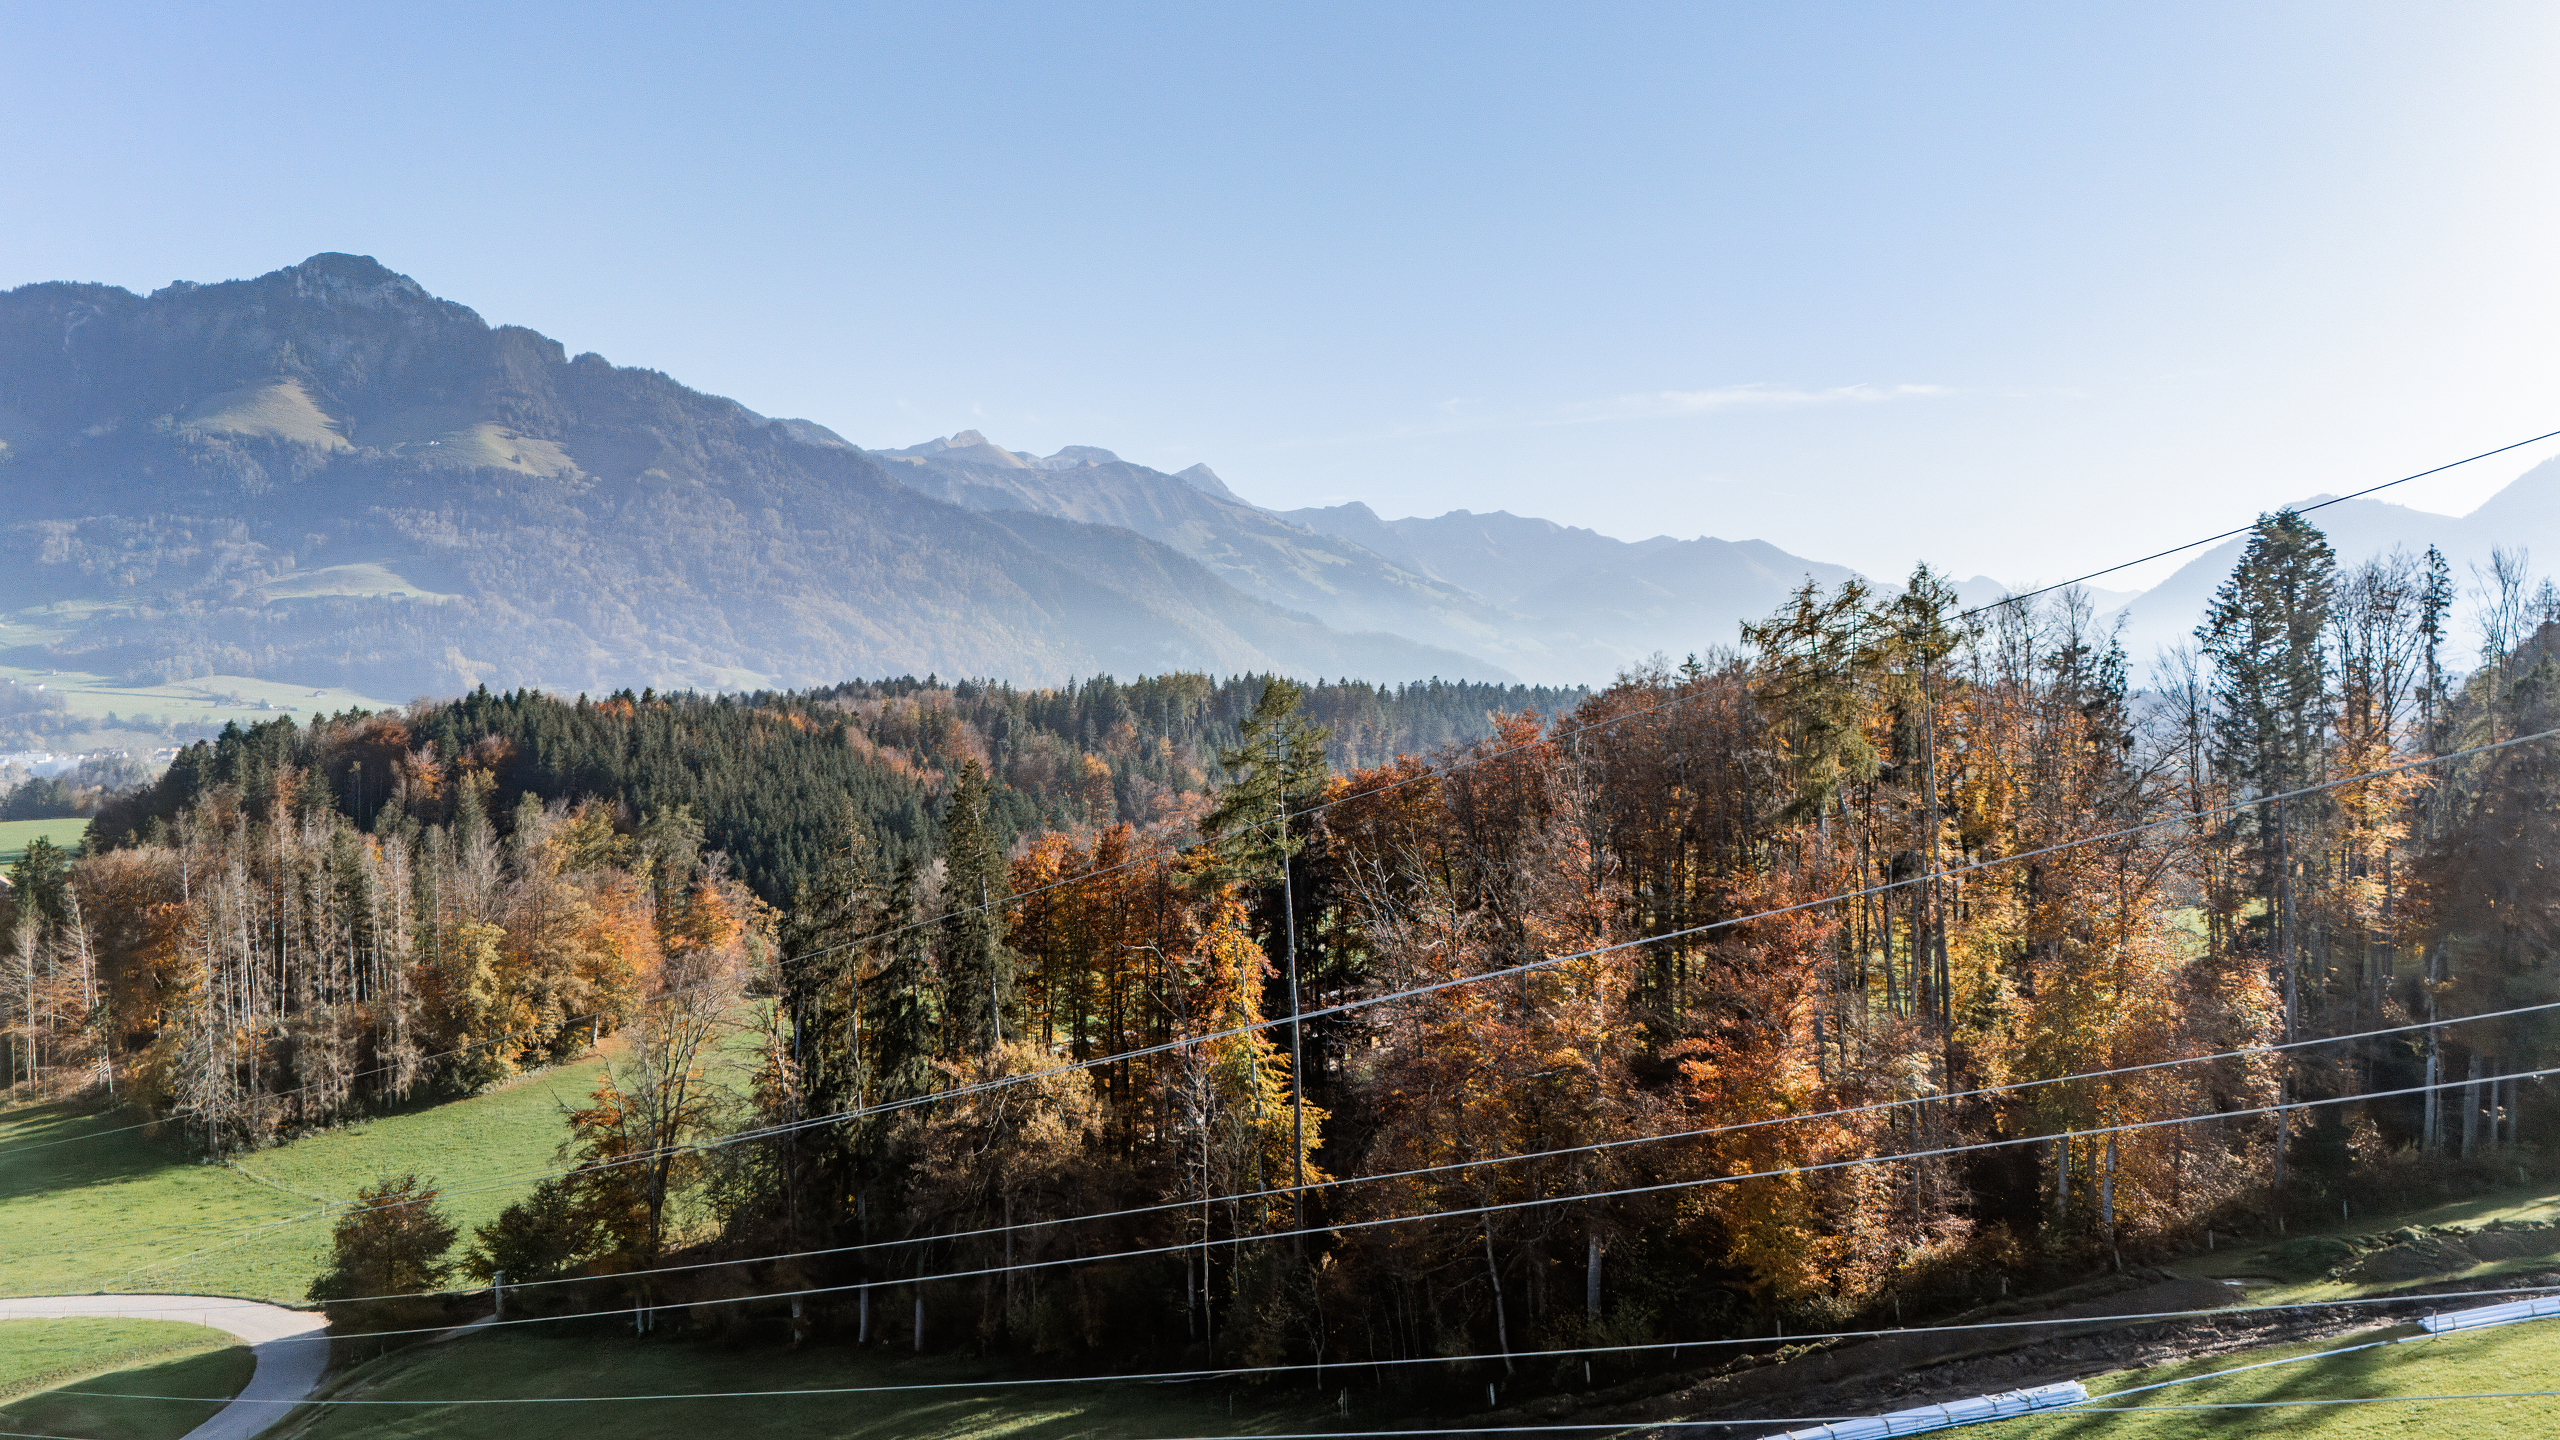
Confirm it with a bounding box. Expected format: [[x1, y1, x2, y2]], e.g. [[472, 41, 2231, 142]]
[[8, 2, 2558, 591]]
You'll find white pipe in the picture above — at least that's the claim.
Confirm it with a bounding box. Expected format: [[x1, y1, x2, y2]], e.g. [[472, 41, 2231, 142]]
[[1757, 1382, 2088, 1439]]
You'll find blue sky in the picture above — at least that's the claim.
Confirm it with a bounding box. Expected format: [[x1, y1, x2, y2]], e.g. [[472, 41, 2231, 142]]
[[7, 1, 2557, 589]]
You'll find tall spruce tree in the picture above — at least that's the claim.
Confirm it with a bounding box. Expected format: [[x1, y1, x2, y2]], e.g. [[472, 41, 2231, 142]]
[[2199, 510, 2337, 915], [2418, 544, 2455, 755], [937, 762, 1017, 1061], [1201, 678, 1330, 1232], [2198, 509, 2335, 1194]]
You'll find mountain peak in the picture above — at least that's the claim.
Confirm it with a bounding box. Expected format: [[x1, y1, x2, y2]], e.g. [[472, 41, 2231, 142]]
[[277, 252, 438, 310], [1176, 463, 1246, 504]]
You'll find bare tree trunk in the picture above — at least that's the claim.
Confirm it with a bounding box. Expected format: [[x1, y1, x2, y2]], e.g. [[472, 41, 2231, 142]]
[[2274, 799, 2294, 1198], [2461, 1053, 2484, 1159], [2101, 1135, 2117, 1259], [2422, 953, 2443, 1153], [1584, 1217, 1603, 1321], [1481, 1214, 1514, 1375]]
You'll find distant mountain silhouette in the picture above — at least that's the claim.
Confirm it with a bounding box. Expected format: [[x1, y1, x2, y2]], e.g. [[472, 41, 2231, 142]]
[[1278, 503, 1859, 671], [2106, 457, 2560, 677], [0, 254, 1501, 695], [0, 251, 2001, 697]]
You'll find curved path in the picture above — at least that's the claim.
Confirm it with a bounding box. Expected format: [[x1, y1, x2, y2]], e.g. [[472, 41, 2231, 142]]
[[0, 1293, 327, 1440]]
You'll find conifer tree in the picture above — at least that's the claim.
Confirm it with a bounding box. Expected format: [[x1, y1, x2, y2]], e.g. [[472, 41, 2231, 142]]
[[2199, 510, 2337, 925], [1201, 678, 1330, 1232], [938, 761, 1016, 1060], [2198, 509, 2335, 1193]]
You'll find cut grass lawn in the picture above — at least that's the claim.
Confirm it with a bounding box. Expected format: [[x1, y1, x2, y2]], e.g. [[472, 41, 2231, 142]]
[[0, 1046, 631, 1304], [1997, 1311, 2560, 1437], [0, 816, 88, 868], [0, 1338, 254, 1440], [267, 1329, 1337, 1440], [0, 1316, 237, 1399]]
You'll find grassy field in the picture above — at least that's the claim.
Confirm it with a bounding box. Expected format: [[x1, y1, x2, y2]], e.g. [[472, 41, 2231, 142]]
[[1998, 1313, 2560, 1437], [267, 1329, 1335, 1440], [0, 597, 400, 735], [0, 1014, 778, 1305], [2168, 1181, 2560, 1308], [0, 816, 89, 867], [0, 1316, 237, 1399], [0, 658, 398, 730], [0, 1341, 255, 1440], [0, 1047, 630, 1305]]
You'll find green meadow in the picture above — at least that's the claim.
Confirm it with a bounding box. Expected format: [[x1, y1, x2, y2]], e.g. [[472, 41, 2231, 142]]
[[0, 1052, 623, 1305], [267, 1330, 1334, 1440], [0, 1331, 254, 1440], [2002, 1313, 2560, 1438], [0, 816, 89, 867]]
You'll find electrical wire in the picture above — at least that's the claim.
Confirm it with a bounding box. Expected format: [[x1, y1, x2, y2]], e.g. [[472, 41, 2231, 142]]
[[21, 425, 2544, 1164], [53, 1283, 2560, 1406], [29, 990, 2536, 1306], [1956, 424, 2560, 616], [20, 717, 2552, 1277], [410, 716, 2560, 1189], [115, 1059, 2560, 1349]]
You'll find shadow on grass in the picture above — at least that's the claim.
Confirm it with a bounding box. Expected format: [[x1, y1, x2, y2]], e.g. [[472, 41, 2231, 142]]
[[0, 1343, 255, 1440], [282, 1330, 1333, 1440], [0, 1101, 187, 1205], [2027, 1333, 2423, 1439]]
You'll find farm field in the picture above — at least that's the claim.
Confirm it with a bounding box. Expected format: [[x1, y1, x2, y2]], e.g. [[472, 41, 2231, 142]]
[[0, 599, 399, 741], [0, 659, 397, 732], [2163, 1184, 2560, 1308], [0, 816, 88, 867], [0, 1315, 237, 1400], [2002, 1311, 2560, 1437]]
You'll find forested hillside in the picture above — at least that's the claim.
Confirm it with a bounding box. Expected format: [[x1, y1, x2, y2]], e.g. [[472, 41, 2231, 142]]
[[77, 673, 1583, 904], [6, 512, 2554, 1411]]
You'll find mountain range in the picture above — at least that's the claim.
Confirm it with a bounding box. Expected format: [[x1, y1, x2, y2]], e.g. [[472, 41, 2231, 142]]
[[2103, 462, 2560, 670], [0, 254, 1885, 697], [2, 253, 2550, 703]]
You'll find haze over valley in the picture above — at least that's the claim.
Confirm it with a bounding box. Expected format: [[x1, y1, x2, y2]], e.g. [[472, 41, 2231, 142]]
[[14, 11, 2560, 1440], [7, 253, 2554, 741]]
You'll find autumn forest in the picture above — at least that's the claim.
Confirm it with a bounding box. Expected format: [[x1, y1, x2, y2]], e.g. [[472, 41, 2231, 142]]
[[5, 513, 2557, 1399]]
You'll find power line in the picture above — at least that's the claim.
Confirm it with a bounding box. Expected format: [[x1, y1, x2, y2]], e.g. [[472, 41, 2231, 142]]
[[1971, 424, 2560, 615], [155, 1060, 2560, 1349], [19, 425, 2539, 1162], [57, 1283, 2560, 1406], [44, 992, 2533, 1307], [29, 717, 2552, 1276], [557, 716, 2560, 1169]]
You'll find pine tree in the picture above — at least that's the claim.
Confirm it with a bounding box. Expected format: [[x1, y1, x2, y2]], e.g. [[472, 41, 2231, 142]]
[[2199, 510, 2337, 924]]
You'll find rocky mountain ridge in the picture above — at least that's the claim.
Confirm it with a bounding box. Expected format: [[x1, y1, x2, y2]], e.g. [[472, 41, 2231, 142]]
[[0, 254, 1500, 696]]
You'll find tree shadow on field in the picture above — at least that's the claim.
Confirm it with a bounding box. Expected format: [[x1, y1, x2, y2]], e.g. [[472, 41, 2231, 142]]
[[0, 1101, 189, 1205], [0, 1342, 254, 1440], [2028, 1334, 2417, 1439]]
